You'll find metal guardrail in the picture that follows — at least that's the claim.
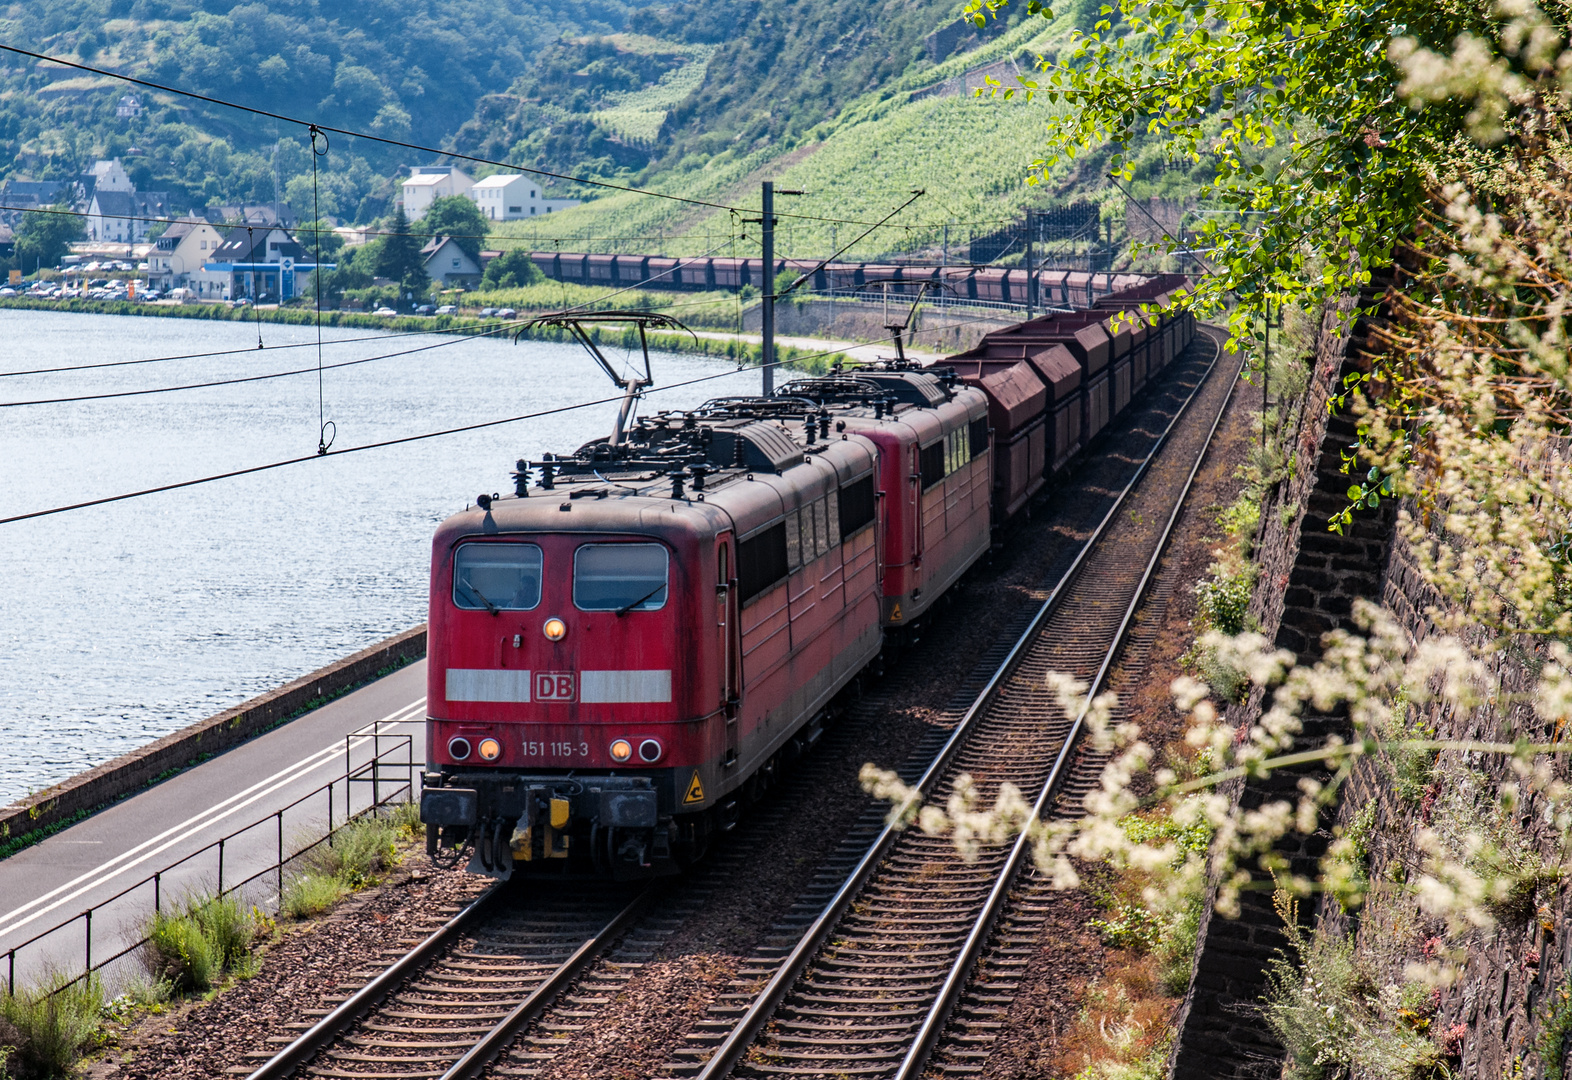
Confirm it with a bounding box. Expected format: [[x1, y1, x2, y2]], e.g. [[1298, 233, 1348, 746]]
[[4, 719, 425, 995]]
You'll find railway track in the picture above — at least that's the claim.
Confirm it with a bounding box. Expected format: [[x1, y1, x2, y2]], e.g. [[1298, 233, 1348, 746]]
[[242, 885, 653, 1079], [242, 329, 1234, 1080], [669, 326, 1237, 1080]]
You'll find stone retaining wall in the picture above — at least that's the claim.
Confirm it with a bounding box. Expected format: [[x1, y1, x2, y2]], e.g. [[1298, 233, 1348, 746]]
[[1168, 277, 1400, 1078]]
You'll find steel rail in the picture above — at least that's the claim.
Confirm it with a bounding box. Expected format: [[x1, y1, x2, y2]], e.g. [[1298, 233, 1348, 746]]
[[893, 329, 1233, 1080], [245, 882, 505, 1080], [439, 888, 654, 1079], [246, 884, 652, 1080], [691, 328, 1226, 1080]]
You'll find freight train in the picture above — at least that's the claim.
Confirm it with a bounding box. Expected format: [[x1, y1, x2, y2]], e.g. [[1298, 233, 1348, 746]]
[[529, 250, 1150, 309], [418, 275, 1194, 878]]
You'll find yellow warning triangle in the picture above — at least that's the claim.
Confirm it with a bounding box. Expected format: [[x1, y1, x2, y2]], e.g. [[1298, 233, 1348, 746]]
[[890, 602, 903, 622], [684, 771, 705, 803]]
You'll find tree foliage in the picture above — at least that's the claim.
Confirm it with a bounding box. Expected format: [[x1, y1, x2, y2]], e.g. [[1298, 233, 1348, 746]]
[[480, 249, 544, 291], [421, 195, 490, 263], [14, 200, 84, 272], [964, 0, 1572, 335]]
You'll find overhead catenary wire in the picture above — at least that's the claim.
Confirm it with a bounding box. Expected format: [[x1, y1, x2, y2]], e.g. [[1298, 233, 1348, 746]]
[[0, 299, 1037, 527], [0, 352, 817, 526], [0, 325, 523, 407], [310, 124, 331, 453], [0, 199, 1021, 243], [0, 245, 761, 407]]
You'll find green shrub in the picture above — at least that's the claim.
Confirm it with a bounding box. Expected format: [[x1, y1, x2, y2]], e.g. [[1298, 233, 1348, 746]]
[[144, 895, 261, 994], [1087, 808, 1212, 995], [146, 909, 217, 993], [313, 814, 400, 889], [279, 811, 406, 920], [1088, 903, 1165, 952], [388, 800, 423, 840], [0, 973, 104, 1079], [193, 894, 257, 971], [1216, 492, 1261, 539], [279, 873, 348, 920], [1263, 893, 1443, 1080], [1186, 559, 1257, 700], [1194, 561, 1254, 636]]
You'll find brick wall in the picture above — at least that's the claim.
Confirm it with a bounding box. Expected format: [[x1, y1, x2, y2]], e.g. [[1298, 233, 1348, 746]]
[[1168, 278, 1400, 1078]]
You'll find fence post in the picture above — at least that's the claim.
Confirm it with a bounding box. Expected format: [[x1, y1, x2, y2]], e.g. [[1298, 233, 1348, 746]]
[[327, 781, 334, 846], [154, 871, 161, 913], [9, 949, 14, 995], [84, 909, 92, 974], [277, 812, 285, 905], [217, 838, 225, 897]]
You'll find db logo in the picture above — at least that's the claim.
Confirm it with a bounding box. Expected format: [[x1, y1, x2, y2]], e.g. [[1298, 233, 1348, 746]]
[[535, 671, 576, 702]]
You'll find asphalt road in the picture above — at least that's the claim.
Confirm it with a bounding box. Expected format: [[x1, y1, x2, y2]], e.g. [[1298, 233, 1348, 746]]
[[0, 660, 428, 993]]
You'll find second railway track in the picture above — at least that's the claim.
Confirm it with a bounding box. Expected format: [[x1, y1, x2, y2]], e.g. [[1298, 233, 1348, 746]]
[[241, 328, 1237, 1080], [677, 325, 1238, 1080]]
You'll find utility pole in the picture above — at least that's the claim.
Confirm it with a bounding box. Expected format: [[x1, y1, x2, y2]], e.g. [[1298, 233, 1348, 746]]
[[1024, 208, 1034, 320], [943, 224, 949, 269], [762, 180, 775, 396]]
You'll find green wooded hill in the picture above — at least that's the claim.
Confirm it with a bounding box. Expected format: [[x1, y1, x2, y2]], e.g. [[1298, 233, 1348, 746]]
[[0, 0, 1204, 258]]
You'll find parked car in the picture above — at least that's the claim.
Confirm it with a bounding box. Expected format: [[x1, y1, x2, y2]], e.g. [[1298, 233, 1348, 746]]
[[495, 307, 517, 319], [435, 304, 457, 315], [479, 307, 497, 317], [415, 304, 436, 316], [373, 306, 398, 316]]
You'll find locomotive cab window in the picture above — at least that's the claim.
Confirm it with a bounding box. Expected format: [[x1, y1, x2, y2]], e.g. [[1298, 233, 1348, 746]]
[[838, 475, 876, 538], [453, 543, 543, 611], [574, 543, 669, 611], [921, 427, 972, 490]]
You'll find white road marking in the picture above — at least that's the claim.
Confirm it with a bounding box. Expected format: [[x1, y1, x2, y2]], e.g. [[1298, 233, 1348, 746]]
[[0, 698, 426, 942]]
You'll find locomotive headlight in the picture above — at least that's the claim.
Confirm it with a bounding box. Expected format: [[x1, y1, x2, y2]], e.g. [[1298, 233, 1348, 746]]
[[638, 738, 663, 763], [448, 736, 472, 761], [609, 739, 633, 763], [477, 737, 502, 761], [542, 617, 567, 641]]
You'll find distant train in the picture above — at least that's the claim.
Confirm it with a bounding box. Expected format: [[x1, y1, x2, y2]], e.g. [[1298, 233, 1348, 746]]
[[529, 250, 1151, 309], [418, 275, 1194, 878]]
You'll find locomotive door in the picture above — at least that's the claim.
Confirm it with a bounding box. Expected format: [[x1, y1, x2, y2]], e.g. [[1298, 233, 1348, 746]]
[[716, 535, 741, 766], [910, 443, 924, 571]]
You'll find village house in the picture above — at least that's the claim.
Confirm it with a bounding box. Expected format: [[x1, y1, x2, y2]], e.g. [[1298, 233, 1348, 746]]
[[85, 189, 173, 243], [401, 166, 473, 220], [189, 225, 319, 302], [148, 217, 226, 291], [468, 174, 580, 219], [420, 235, 482, 287]]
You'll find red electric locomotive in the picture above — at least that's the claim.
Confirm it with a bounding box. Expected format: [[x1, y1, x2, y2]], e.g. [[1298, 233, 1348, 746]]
[[420, 364, 990, 878], [419, 278, 1194, 879]]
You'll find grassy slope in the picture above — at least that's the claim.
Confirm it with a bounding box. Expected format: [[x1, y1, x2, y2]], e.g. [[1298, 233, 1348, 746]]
[[491, 13, 1080, 259]]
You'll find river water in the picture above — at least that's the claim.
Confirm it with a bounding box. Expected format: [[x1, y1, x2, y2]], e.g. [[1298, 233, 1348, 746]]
[[0, 309, 764, 803]]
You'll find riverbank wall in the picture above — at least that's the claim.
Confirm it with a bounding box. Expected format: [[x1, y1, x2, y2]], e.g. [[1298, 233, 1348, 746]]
[[0, 625, 428, 860]]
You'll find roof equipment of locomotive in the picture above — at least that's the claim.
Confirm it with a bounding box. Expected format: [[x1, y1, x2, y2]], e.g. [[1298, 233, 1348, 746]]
[[516, 309, 696, 447]]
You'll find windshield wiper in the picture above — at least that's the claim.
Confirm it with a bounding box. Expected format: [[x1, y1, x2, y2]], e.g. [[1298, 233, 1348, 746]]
[[459, 577, 500, 616], [614, 583, 667, 617]]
